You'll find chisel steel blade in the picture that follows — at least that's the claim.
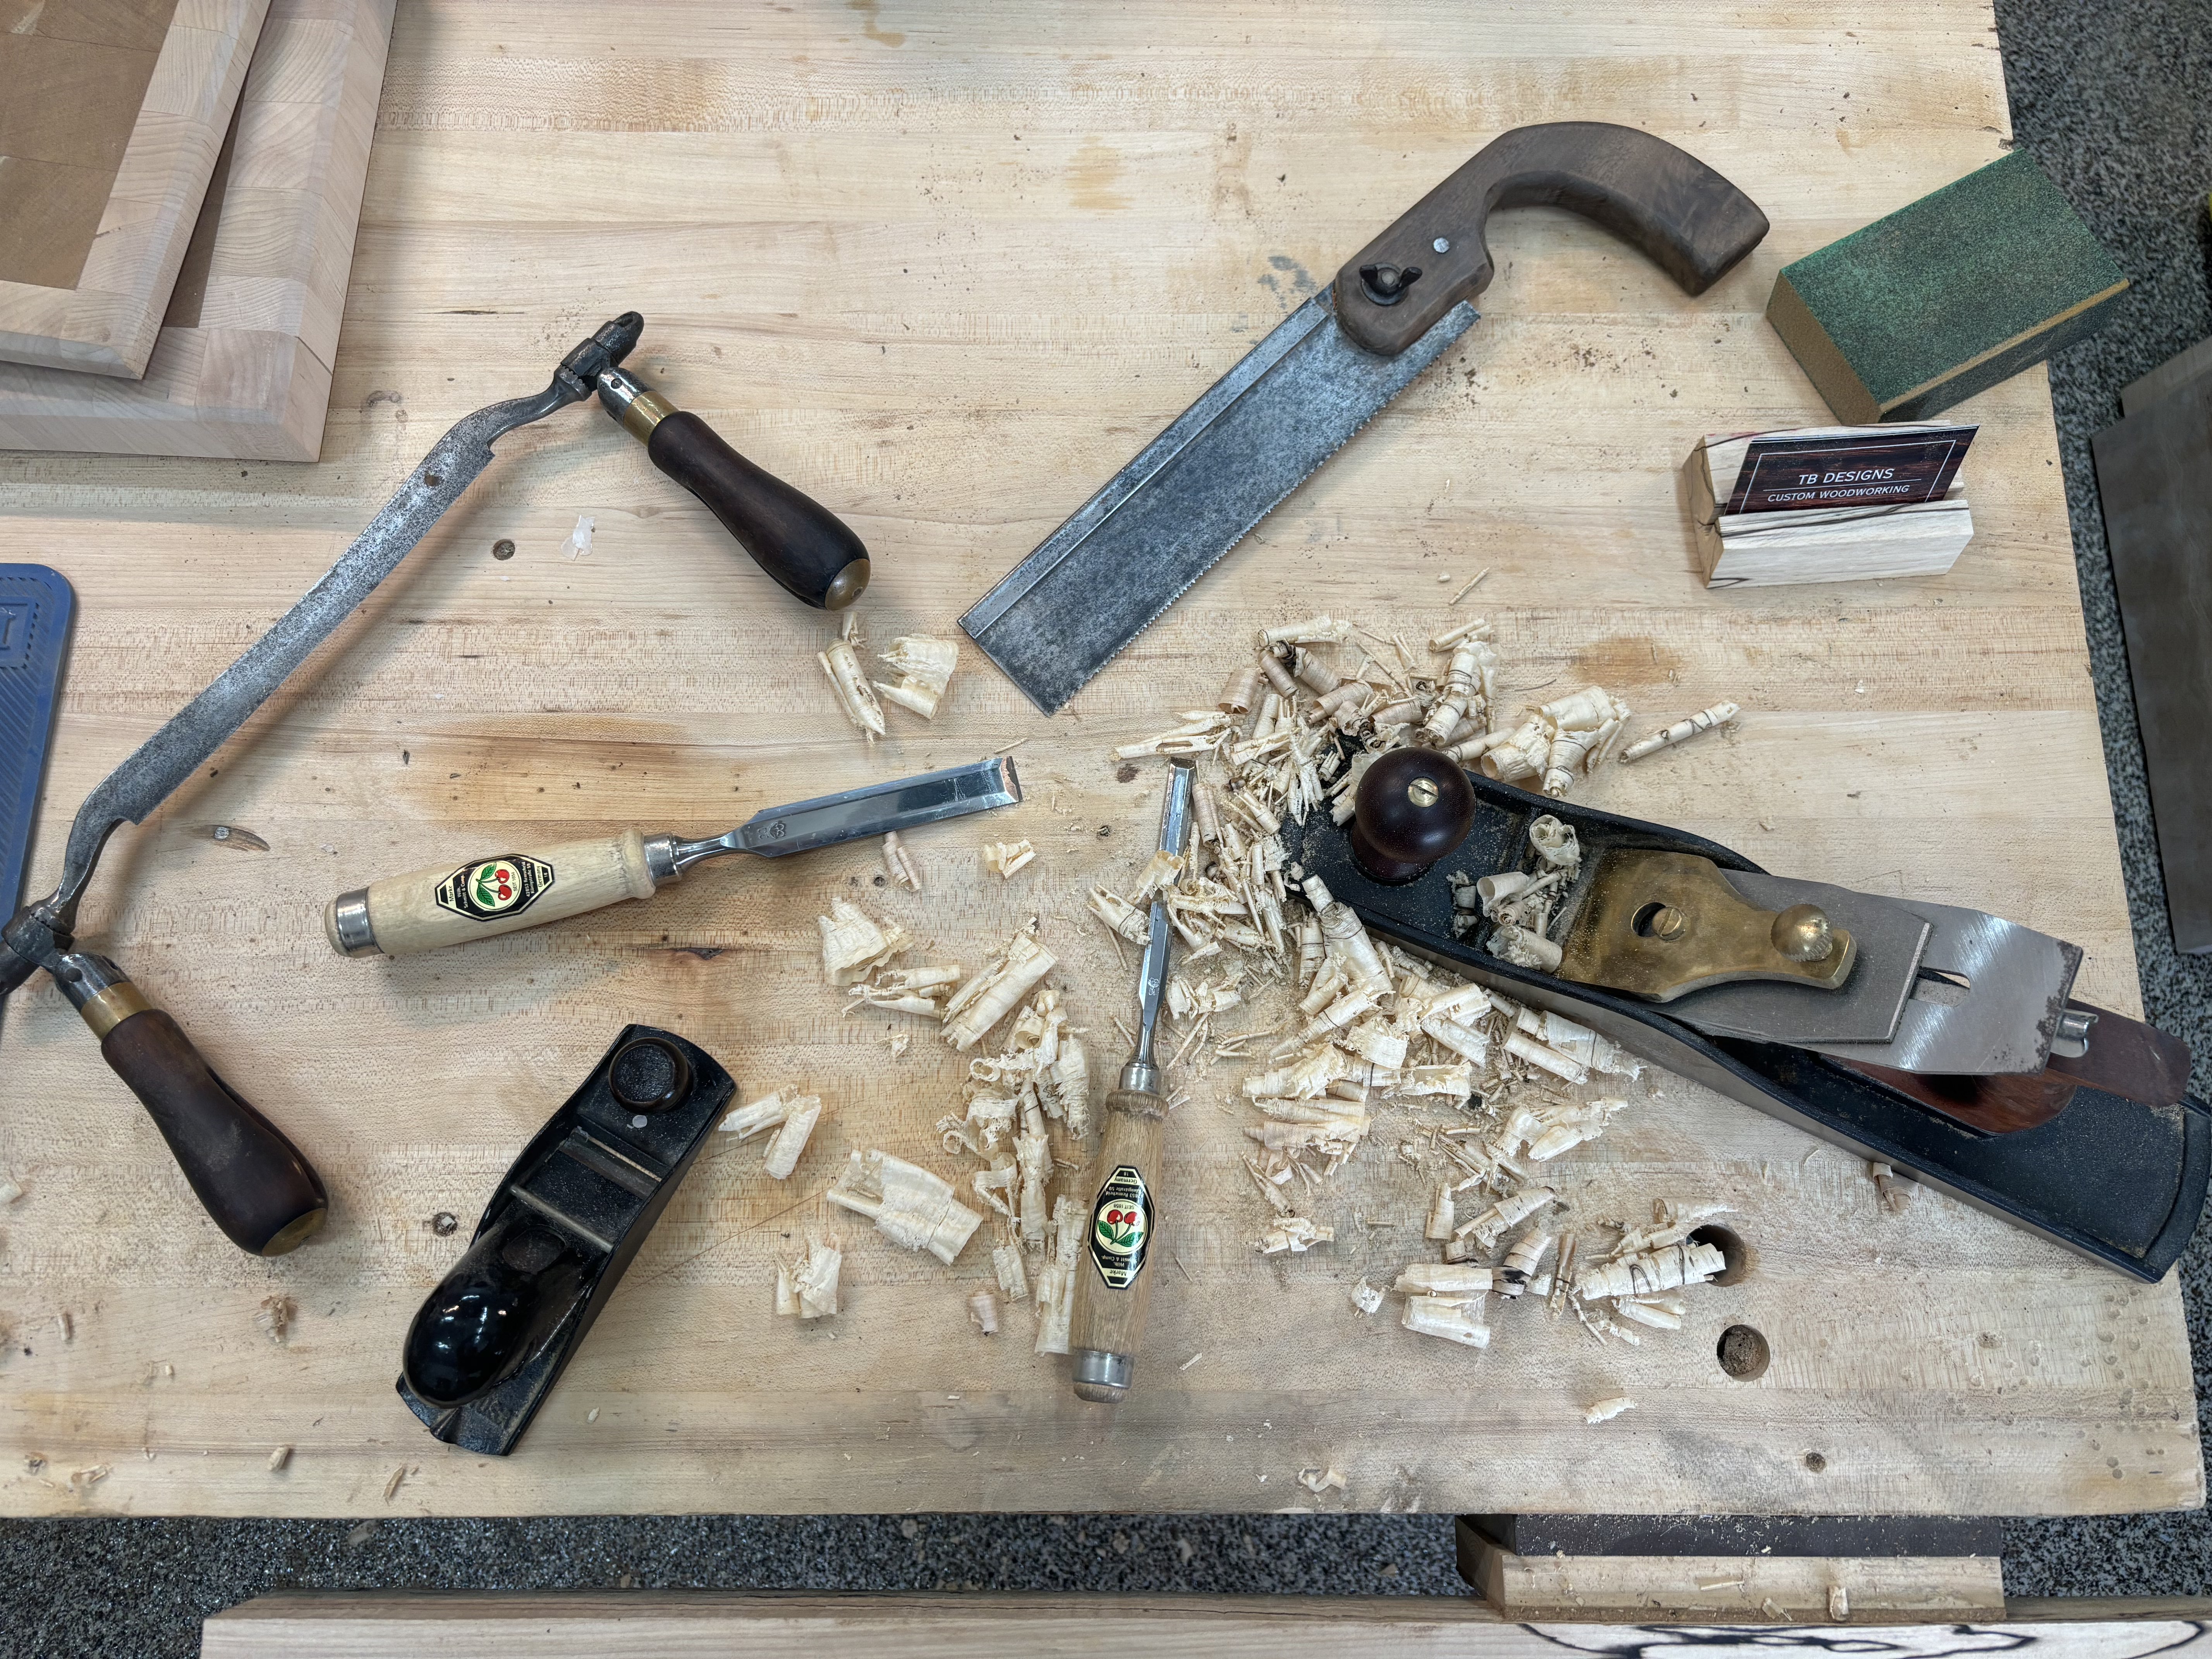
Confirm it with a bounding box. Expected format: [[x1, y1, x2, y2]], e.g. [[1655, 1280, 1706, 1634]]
[[962, 289, 1478, 714]]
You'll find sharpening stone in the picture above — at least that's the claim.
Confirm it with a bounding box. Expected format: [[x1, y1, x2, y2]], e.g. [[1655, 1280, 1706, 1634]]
[[1767, 151, 2130, 423], [0, 565, 73, 916]]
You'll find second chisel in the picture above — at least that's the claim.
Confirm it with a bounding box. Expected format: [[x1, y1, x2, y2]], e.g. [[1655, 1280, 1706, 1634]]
[[325, 756, 1020, 958], [1068, 759, 1194, 1405]]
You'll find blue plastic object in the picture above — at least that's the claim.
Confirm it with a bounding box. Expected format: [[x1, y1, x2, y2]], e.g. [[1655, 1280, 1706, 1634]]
[[0, 564, 74, 916]]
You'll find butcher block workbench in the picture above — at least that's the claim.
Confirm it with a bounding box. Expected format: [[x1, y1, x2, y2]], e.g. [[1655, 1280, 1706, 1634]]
[[0, 0, 2198, 1532]]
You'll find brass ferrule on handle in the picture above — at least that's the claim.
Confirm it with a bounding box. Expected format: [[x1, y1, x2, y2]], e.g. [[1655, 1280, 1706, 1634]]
[[53, 950, 152, 1037], [595, 364, 676, 443]]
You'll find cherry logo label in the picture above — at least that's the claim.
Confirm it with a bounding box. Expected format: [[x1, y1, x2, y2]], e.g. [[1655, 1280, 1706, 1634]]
[[1087, 1164, 1152, 1290], [435, 853, 555, 922]]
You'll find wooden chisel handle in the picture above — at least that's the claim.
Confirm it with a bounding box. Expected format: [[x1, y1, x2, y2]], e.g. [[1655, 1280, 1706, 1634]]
[[1068, 1087, 1166, 1404], [325, 830, 658, 958]]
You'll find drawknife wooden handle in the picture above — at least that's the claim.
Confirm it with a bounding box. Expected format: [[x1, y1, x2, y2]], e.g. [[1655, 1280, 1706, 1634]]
[[1068, 1087, 1166, 1403], [1334, 121, 1770, 356], [98, 1007, 328, 1255], [325, 830, 658, 958]]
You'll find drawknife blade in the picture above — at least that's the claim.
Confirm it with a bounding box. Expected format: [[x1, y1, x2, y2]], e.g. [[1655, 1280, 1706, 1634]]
[[961, 289, 1477, 714], [28, 315, 644, 929]]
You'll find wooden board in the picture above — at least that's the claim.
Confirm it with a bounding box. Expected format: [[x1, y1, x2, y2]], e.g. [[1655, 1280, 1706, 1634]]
[[0, 0, 394, 457], [0, 0, 2197, 1521], [0, 0, 268, 378], [2091, 378, 2212, 954], [198, 1593, 2212, 1659]]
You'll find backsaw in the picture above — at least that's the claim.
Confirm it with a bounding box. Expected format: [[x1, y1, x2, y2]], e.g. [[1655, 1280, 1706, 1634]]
[[961, 123, 1770, 713]]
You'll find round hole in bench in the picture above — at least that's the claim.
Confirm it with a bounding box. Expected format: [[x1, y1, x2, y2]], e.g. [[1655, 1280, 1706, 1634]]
[[1717, 1323, 1771, 1381], [1690, 1223, 1755, 1285]]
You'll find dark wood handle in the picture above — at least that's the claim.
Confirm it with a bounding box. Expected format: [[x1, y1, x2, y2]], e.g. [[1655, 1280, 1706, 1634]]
[[646, 411, 871, 610], [1333, 122, 1770, 356], [1834, 1000, 2194, 1136], [99, 1008, 329, 1255]]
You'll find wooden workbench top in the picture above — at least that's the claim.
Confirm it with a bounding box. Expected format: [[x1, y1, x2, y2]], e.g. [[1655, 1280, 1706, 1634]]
[[0, 0, 2198, 1520]]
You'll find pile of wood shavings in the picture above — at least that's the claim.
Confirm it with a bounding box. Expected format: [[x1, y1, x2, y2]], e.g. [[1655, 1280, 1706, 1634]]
[[1103, 613, 1733, 1370], [815, 890, 1097, 1348]]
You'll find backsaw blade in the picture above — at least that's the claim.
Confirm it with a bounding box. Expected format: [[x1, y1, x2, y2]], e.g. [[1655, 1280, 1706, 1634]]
[[961, 289, 1477, 714]]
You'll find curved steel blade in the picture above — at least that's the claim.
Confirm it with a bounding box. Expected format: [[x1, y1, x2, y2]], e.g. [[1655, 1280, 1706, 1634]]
[[40, 316, 646, 922]]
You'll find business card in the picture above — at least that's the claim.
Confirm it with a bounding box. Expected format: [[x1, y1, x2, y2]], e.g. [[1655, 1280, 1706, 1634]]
[[1723, 424, 1977, 515]]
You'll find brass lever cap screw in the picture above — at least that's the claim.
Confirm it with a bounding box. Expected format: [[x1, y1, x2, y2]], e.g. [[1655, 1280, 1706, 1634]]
[[1646, 904, 1688, 941], [1772, 903, 1834, 962]]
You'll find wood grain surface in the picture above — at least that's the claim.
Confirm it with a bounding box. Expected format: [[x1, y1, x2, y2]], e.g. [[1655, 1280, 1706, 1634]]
[[197, 1592, 2212, 1658], [0, 0, 267, 378], [0, 0, 395, 455], [0, 0, 2197, 1521]]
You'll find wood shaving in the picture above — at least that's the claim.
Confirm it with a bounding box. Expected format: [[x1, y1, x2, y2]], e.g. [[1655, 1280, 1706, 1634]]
[[981, 839, 1037, 878], [1623, 701, 1739, 764], [255, 1295, 294, 1346], [819, 624, 886, 742], [817, 898, 910, 985], [968, 1288, 1000, 1335], [1032, 1197, 1085, 1354], [1297, 1465, 1348, 1494], [267, 1446, 291, 1472], [826, 1151, 981, 1265], [1256, 1217, 1334, 1255], [560, 514, 594, 558], [941, 926, 1056, 1052], [1584, 1395, 1636, 1424], [882, 830, 922, 891], [775, 1231, 843, 1320], [872, 634, 958, 720]]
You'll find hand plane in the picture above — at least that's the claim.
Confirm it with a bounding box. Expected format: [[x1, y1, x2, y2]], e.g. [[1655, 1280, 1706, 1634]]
[[398, 1025, 735, 1455], [1289, 747, 2209, 1281]]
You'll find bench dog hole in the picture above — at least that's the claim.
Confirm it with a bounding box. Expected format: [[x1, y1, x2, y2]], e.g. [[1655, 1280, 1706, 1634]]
[[1717, 1322, 1771, 1381], [1690, 1222, 1755, 1285]]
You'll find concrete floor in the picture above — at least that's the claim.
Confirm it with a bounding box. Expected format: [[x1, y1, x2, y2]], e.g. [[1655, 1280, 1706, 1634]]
[[5, 2, 2208, 1652]]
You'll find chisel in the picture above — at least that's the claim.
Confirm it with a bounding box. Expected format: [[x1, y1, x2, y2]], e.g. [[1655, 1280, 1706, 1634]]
[[1069, 759, 1194, 1405], [325, 756, 1020, 958]]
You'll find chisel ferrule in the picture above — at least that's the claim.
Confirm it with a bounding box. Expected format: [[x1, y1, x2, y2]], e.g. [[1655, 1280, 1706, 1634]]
[[328, 889, 377, 957]]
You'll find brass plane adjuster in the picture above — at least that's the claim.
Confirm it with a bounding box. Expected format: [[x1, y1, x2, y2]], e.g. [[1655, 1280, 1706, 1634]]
[[1558, 850, 1856, 1003]]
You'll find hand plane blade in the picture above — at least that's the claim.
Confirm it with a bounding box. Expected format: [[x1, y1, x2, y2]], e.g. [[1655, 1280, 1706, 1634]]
[[961, 292, 1475, 714]]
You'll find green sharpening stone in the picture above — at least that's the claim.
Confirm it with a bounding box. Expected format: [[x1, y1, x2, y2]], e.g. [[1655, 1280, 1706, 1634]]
[[1767, 151, 2129, 423]]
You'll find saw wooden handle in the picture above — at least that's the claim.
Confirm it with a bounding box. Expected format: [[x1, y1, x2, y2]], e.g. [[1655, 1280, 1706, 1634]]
[[1333, 121, 1770, 357], [1068, 1087, 1166, 1403], [325, 830, 658, 958]]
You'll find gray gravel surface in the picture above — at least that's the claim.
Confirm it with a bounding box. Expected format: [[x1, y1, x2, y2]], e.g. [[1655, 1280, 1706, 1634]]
[[1991, 0, 2212, 1596], [3, 4, 2206, 1652]]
